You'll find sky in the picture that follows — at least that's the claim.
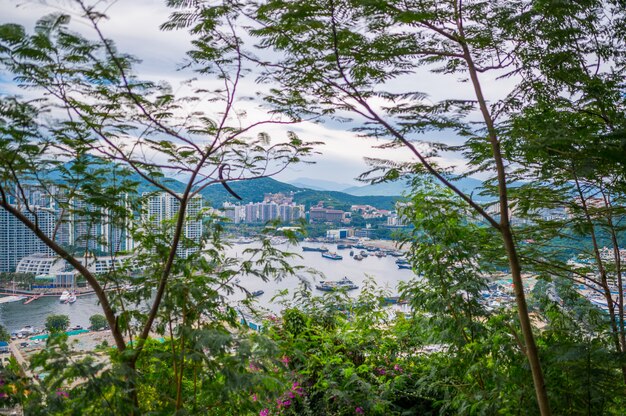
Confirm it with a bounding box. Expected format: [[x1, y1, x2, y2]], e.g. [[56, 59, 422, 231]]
[[0, 0, 512, 187]]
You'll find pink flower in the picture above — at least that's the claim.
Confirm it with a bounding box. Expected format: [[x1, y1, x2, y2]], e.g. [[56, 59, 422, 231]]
[[393, 364, 403, 373], [260, 409, 270, 416], [280, 356, 290, 365], [249, 362, 260, 372], [356, 406, 365, 414], [282, 399, 291, 407], [56, 389, 69, 399], [252, 393, 258, 402]]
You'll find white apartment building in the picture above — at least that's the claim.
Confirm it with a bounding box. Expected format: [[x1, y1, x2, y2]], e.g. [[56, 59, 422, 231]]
[[143, 192, 204, 258]]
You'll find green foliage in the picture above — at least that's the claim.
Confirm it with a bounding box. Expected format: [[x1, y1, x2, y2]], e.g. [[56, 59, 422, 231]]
[[0, 324, 10, 342], [88, 314, 107, 331], [45, 315, 70, 333]]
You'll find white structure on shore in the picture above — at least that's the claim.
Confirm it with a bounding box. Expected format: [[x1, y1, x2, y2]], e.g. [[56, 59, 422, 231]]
[[16, 254, 137, 288]]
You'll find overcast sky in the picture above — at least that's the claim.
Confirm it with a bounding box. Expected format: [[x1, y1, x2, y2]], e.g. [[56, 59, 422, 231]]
[[1, 0, 511, 186]]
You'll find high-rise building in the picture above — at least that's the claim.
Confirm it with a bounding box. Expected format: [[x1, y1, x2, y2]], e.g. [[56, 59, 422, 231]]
[[225, 199, 305, 224], [142, 192, 204, 258], [0, 206, 56, 272], [68, 194, 135, 254]]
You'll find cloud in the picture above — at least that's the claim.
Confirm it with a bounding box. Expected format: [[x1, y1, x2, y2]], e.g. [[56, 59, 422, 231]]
[[1, 0, 494, 187]]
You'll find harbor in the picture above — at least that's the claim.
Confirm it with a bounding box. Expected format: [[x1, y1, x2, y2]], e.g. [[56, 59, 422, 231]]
[[0, 240, 415, 333]]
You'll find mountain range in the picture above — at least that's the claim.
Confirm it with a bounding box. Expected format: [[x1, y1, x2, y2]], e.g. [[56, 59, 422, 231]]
[[41, 158, 486, 211]]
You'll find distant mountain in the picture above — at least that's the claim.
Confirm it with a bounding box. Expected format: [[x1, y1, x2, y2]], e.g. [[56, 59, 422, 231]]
[[200, 178, 398, 210], [41, 158, 399, 210], [288, 177, 355, 192], [342, 175, 486, 199], [292, 190, 397, 211], [199, 178, 301, 206]]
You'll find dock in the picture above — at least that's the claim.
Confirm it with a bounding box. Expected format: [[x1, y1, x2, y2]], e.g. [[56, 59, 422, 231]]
[[23, 294, 44, 305]]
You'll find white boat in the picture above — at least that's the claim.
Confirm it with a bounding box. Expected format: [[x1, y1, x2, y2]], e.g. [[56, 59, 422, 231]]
[[65, 293, 77, 304], [17, 325, 36, 335], [59, 290, 71, 303]]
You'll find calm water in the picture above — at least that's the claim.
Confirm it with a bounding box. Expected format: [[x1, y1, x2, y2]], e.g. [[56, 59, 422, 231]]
[[0, 242, 415, 332]]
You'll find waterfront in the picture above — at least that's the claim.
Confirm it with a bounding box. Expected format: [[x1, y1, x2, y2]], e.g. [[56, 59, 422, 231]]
[[0, 241, 414, 332]]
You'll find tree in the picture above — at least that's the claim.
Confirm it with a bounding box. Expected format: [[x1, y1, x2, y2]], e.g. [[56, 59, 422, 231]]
[[0, 2, 317, 413], [163, 0, 626, 414], [45, 315, 70, 333], [0, 324, 10, 342], [88, 314, 107, 331]]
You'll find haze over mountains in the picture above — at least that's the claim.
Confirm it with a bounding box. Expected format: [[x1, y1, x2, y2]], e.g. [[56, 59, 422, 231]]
[[288, 176, 485, 197]]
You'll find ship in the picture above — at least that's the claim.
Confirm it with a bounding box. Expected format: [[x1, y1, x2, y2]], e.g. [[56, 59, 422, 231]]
[[302, 246, 329, 252], [353, 254, 363, 261], [395, 258, 409, 265], [315, 277, 359, 292], [337, 244, 352, 250], [397, 264, 412, 270], [321, 252, 343, 260], [251, 290, 264, 297]]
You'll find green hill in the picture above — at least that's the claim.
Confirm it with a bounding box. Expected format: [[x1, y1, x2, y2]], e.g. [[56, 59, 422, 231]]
[[42, 159, 398, 210]]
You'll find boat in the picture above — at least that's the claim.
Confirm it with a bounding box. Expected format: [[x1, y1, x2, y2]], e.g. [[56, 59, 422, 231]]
[[65, 293, 77, 304], [17, 325, 36, 335], [395, 258, 409, 265], [270, 237, 288, 245], [360, 251, 369, 257], [388, 251, 404, 257], [302, 246, 329, 252], [251, 290, 264, 297], [353, 254, 363, 261], [321, 252, 343, 260], [383, 296, 406, 305], [397, 264, 412, 270], [353, 244, 366, 249], [315, 277, 359, 292], [59, 290, 71, 303], [375, 251, 386, 258], [337, 244, 352, 250], [234, 237, 256, 244]]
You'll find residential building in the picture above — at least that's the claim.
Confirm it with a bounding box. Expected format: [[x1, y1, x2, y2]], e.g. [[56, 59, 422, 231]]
[[143, 192, 204, 258], [309, 206, 346, 223], [0, 206, 56, 272]]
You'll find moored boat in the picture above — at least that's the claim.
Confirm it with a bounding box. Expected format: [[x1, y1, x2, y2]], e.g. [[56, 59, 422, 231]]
[[321, 252, 343, 260], [353, 254, 363, 260], [397, 264, 412, 270], [251, 290, 264, 297], [302, 246, 329, 252], [59, 290, 71, 303], [315, 277, 359, 292]]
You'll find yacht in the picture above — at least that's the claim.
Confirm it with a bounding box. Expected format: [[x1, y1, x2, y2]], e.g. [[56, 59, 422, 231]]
[[59, 291, 71, 303]]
